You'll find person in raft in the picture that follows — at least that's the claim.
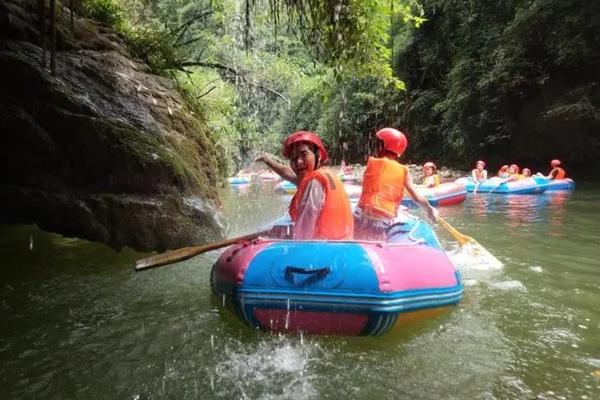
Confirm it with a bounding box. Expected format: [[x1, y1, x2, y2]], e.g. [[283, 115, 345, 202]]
[[507, 164, 522, 180], [354, 128, 438, 241], [471, 160, 488, 183], [497, 165, 511, 178], [541, 159, 567, 179], [421, 162, 441, 188], [256, 131, 353, 240], [522, 168, 532, 178]]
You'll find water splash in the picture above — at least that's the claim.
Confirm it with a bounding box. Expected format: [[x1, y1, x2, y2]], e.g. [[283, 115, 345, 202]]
[[285, 298, 290, 330]]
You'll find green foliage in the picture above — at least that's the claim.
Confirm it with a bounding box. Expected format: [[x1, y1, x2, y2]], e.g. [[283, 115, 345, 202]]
[[392, 0, 600, 168], [82, 0, 124, 26]]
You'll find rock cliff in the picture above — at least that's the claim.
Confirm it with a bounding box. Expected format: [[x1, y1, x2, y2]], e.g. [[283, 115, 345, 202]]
[[0, 0, 225, 251]]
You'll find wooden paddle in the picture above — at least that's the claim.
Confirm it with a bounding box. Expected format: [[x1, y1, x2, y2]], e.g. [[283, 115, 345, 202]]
[[134, 230, 270, 272]]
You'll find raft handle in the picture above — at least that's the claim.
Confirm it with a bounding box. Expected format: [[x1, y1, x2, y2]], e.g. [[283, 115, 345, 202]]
[[285, 266, 330, 285]]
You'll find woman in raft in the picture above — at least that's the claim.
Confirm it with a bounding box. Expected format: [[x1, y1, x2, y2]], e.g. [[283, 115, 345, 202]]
[[544, 159, 567, 179], [421, 162, 441, 188], [354, 128, 437, 240], [471, 160, 488, 183], [256, 131, 353, 240]]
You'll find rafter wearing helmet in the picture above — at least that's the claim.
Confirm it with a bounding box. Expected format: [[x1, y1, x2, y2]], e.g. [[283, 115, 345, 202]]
[[354, 128, 438, 241], [472, 160, 488, 183], [421, 162, 441, 188], [257, 131, 354, 240]]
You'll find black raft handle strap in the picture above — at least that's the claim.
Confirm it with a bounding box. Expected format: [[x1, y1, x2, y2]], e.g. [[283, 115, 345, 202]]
[[285, 266, 330, 284]]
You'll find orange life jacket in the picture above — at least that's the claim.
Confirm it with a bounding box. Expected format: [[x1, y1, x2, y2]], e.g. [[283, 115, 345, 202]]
[[473, 169, 486, 180], [551, 167, 566, 179], [289, 169, 353, 239], [424, 174, 440, 187], [358, 157, 407, 219]]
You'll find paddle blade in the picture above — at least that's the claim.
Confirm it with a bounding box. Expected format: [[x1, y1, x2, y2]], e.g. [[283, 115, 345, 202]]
[[459, 239, 504, 269], [135, 246, 202, 271]]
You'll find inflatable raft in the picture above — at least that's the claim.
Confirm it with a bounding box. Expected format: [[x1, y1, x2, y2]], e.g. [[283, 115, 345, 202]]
[[211, 216, 463, 336], [228, 176, 252, 185], [401, 182, 467, 207], [533, 177, 575, 191], [339, 173, 358, 183], [274, 180, 296, 194], [456, 177, 548, 194], [343, 182, 466, 207]]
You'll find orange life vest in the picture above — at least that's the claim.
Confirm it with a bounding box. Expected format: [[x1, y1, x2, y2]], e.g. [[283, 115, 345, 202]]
[[424, 174, 440, 187], [358, 157, 407, 219], [551, 167, 566, 179], [473, 169, 486, 180], [289, 169, 353, 239]]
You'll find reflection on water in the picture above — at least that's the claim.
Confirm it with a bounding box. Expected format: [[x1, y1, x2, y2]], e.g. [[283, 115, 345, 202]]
[[0, 182, 599, 399]]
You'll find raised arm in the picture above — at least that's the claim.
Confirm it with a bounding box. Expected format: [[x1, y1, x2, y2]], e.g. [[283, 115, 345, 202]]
[[404, 173, 438, 223], [256, 153, 298, 184]]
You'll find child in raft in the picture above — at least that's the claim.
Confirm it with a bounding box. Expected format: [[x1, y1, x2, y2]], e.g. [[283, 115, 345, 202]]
[[354, 128, 438, 241], [497, 165, 511, 178], [507, 164, 523, 181], [421, 162, 441, 188], [256, 131, 353, 240], [471, 160, 488, 183]]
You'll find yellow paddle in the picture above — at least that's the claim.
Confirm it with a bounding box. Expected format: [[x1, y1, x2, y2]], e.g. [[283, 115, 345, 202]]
[[436, 216, 503, 268], [405, 189, 503, 268], [134, 230, 270, 272]]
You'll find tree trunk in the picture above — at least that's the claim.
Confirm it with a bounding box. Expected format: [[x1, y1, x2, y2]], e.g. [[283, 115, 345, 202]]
[[49, 0, 56, 75], [38, 0, 46, 67]]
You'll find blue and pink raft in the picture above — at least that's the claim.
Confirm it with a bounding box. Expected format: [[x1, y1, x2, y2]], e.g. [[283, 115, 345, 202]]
[[211, 215, 463, 336]]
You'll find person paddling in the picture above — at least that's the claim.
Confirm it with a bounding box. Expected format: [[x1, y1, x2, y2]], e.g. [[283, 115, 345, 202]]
[[544, 159, 566, 179], [354, 128, 437, 240], [257, 131, 353, 240], [421, 162, 441, 188], [471, 160, 488, 183]]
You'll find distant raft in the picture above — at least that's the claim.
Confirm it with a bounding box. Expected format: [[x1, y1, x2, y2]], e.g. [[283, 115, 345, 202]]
[[533, 177, 575, 191], [402, 182, 467, 207], [274, 180, 297, 194], [344, 182, 466, 207], [456, 177, 548, 194], [228, 176, 252, 185], [211, 216, 463, 336]]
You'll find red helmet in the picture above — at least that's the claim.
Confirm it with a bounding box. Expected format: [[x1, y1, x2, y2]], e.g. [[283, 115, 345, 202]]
[[423, 162, 437, 170], [551, 159, 561, 167], [476, 160, 486, 167], [510, 164, 520, 173], [282, 131, 328, 163], [376, 128, 407, 156]]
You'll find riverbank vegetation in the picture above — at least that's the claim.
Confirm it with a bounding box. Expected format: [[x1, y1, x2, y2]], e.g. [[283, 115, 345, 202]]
[[82, 0, 599, 175]]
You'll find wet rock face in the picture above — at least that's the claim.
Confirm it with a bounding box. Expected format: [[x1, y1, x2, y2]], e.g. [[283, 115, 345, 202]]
[[0, 0, 225, 251]]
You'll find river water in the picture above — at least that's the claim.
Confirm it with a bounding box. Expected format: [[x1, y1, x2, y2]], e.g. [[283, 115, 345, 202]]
[[1, 181, 599, 399]]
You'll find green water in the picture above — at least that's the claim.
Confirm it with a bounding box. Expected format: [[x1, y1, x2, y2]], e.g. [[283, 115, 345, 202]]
[[1, 182, 599, 399]]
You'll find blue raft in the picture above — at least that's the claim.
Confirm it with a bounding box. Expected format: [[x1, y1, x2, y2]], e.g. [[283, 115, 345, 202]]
[[533, 177, 575, 191], [456, 177, 548, 194]]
